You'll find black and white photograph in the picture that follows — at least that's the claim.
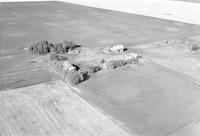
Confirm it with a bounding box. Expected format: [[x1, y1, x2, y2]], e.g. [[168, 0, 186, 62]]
[[0, 0, 200, 135]]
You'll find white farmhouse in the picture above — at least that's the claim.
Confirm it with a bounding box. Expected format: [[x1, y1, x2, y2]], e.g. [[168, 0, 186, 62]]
[[110, 44, 125, 53]]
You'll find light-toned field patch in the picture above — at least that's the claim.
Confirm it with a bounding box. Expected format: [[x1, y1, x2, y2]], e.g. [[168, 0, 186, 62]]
[[0, 80, 132, 136], [135, 40, 200, 81]]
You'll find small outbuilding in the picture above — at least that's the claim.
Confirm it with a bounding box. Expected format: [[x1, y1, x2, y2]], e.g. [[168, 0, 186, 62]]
[[110, 44, 125, 53], [63, 61, 76, 72]]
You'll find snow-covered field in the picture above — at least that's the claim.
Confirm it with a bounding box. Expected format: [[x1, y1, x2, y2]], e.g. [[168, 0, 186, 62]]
[[59, 0, 200, 25], [1, 0, 200, 24]]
